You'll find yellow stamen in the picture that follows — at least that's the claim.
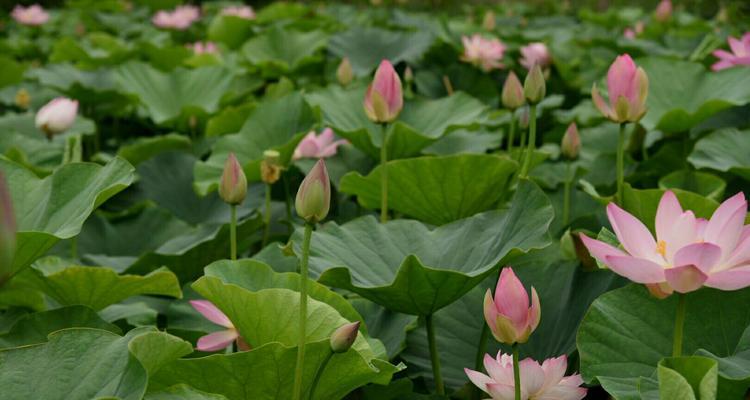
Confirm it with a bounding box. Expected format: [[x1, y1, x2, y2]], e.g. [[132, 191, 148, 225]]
[[656, 240, 667, 257]]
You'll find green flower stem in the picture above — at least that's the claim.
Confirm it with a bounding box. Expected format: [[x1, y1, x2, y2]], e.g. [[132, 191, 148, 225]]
[[262, 183, 272, 248], [308, 350, 334, 400], [506, 112, 516, 155], [229, 204, 237, 260], [426, 314, 445, 395], [512, 343, 521, 400], [380, 123, 389, 223], [292, 222, 314, 400], [616, 123, 627, 205], [562, 162, 572, 226], [672, 293, 687, 357], [283, 173, 293, 235], [473, 324, 491, 400], [519, 104, 537, 179], [518, 117, 527, 162]]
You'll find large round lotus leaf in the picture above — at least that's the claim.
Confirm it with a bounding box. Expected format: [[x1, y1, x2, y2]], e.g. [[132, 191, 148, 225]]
[[328, 27, 435, 75], [639, 57, 750, 133], [339, 154, 517, 225], [296, 180, 553, 315], [689, 128, 750, 181], [241, 26, 328, 73], [0, 156, 134, 280]]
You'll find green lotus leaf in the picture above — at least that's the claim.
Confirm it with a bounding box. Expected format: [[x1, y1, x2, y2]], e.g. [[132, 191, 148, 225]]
[[328, 27, 435, 75], [658, 170, 726, 201], [241, 26, 328, 73], [0, 305, 120, 348], [296, 180, 553, 315], [688, 128, 750, 181], [339, 154, 517, 225]]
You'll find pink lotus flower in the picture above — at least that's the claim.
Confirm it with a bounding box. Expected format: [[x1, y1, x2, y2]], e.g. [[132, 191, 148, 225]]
[[465, 352, 587, 400], [581, 191, 750, 296], [711, 33, 750, 71], [219, 153, 247, 206], [624, 28, 636, 40], [220, 5, 255, 20], [190, 300, 249, 352], [11, 4, 49, 26], [35, 97, 78, 138], [592, 54, 649, 123], [152, 5, 200, 30], [624, 21, 646, 39], [363, 60, 403, 123], [293, 128, 348, 160], [484, 267, 540, 345], [461, 34, 506, 72], [189, 41, 218, 55], [654, 0, 672, 23], [519, 42, 551, 70]]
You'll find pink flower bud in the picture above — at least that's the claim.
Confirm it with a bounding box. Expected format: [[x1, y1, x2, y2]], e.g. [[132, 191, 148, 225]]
[[483, 267, 541, 344], [219, 153, 247, 205], [0, 173, 16, 279], [501, 71, 525, 110], [592, 54, 649, 123], [561, 122, 581, 160], [482, 11, 496, 31], [654, 0, 672, 23], [35, 97, 78, 139], [295, 159, 330, 223], [337, 57, 354, 86], [523, 64, 546, 104], [363, 60, 403, 123], [519, 42, 551, 71], [189, 41, 218, 55], [330, 321, 360, 353], [11, 4, 49, 26]]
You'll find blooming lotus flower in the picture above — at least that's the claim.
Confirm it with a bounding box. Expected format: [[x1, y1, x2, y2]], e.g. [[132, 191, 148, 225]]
[[654, 0, 672, 23], [189, 41, 218, 55], [519, 43, 551, 71], [484, 267, 540, 345], [580, 191, 750, 296], [295, 159, 330, 223], [190, 300, 249, 352], [592, 54, 649, 123], [461, 34, 506, 72], [363, 60, 403, 123], [465, 352, 587, 400], [561, 122, 580, 160], [35, 97, 78, 138], [11, 4, 49, 26], [293, 128, 348, 160], [711, 33, 750, 71], [152, 5, 200, 30], [219, 153, 247, 205], [220, 5, 255, 20]]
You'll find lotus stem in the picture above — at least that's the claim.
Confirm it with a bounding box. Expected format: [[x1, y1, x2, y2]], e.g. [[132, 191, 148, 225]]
[[292, 222, 315, 400], [672, 293, 687, 357], [519, 104, 537, 178], [506, 112, 516, 155], [262, 183, 272, 248], [512, 343, 521, 400], [426, 314, 445, 395], [308, 350, 334, 400], [380, 123, 389, 223], [563, 162, 572, 226], [229, 204, 237, 260], [616, 123, 626, 205], [283, 173, 293, 235], [473, 324, 491, 400]]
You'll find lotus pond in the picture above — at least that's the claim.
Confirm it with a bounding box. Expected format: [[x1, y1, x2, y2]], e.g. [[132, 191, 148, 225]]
[[0, 1, 749, 399]]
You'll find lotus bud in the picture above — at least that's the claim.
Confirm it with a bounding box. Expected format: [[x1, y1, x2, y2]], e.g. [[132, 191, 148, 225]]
[[404, 66, 414, 83], [0, 173, 15, 278], [592, 54, 649, 123], [35, 97, 78, 139], [523, 64, 546, 104], [363, 60, 403, 123], [14, 89, 30, 109], [501, 71, 525, 110], [482, 10, 496, 31], [483, 267, 541, 344], [336, 57, 354, 87], [219, 153, 247, 205], [654, 0, 672, 23], [561, 122, 580, 160], [295, 159, 330, 223], [260, 150, 282, 185], [330, 321, 360, 353]]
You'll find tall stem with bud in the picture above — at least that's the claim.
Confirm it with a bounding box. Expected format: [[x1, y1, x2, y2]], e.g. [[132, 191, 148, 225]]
[[219, 153, 247, 260], [518, 65, 545, 179]]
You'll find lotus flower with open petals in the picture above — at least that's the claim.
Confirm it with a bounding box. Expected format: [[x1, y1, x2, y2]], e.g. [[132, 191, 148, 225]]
[[712, 33, 750, 71], [592, 54, 649, 123], [220, 5, 255, 20], [461, 34, 506, 72], [152, 5, 200, 30], [293, 128, 348, 160], [580, 191, 750, 296], [190, 300, 250, 352], [519, 42, 551, 70], [465, 352, 587, 400], [11, 4, 49, 26]]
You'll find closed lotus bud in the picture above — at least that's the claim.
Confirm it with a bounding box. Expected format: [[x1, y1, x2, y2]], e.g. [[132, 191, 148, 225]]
[[592, 54, 649, 123], [654, 0, 672, 23], [35, 97, 78, 139], [219, 153, 247, 205], [483, 267, 541, 345], [0, 173, 15, 279], [337, 57, 354, 87], [14, 89, 30, 109], [295, 159, 330, 223], [260, 150, 282, 184], [561, 122, 580, 160], [330, 321, 360, 353], [482, 10, 496, 31], [404, 66, 414, 83], [363, 60, 403, 123], [501, 71, 525, 110], [523, 64, 546, 104]]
